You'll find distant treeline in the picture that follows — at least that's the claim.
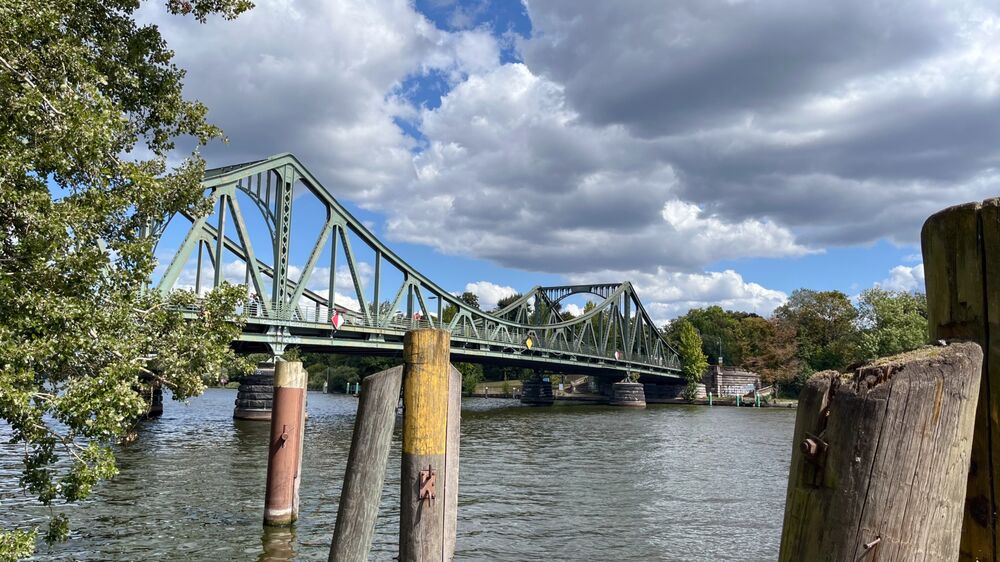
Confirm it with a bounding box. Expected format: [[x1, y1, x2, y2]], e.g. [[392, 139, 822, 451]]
[[662, 287, 928, 395], [241, 287, 925, 397]]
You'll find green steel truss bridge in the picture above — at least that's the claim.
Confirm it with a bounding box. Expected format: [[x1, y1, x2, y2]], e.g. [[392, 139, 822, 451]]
[[154, 154, 682, 380]]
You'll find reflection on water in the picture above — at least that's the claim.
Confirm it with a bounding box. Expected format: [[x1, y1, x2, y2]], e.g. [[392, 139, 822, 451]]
[[259, 527, 296, 562], [0, 389, 795, 561]]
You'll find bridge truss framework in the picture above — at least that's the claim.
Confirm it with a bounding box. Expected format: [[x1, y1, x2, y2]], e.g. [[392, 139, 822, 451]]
[[153, 154, 682, 380]]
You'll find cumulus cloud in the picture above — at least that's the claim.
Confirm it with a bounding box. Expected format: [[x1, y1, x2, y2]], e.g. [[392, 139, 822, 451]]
[[152, 0, 1000, 316], [386, 63, 810, 273], [464, 280, 518, 310], [568, 269, 788, 326], [875, 264, 926, 293], [516, 0, 1000, 248], [144, 0, 498, 203]]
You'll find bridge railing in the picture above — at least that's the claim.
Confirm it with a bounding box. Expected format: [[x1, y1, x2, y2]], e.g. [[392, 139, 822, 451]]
[[176, 297, 679, 371]]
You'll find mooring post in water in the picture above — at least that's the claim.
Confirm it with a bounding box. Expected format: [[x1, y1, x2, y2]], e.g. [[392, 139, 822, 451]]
[[329, 365, 404, 562], [399, 328, 461, 562], [922, 199, 1000, 562], [779, 343, 982, 561], [263, 360, 307, 527]]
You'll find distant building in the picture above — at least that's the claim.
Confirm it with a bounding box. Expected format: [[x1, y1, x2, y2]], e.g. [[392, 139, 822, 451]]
[[703, 364, 761, 397]]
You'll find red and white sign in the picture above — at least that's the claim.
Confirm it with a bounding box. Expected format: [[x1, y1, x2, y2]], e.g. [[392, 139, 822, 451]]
[[614, 350, 622, 360], [330, 312, 345, 330], [413, 312, 422, 321]]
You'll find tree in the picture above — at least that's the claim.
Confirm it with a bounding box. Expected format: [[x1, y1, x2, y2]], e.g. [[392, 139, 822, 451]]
[[456, 362, 484, 394], [742, 317, 803, 393], [1, 0, 253, 556], [856, 288, 928, 361], [666, 306, 762, 366], [774, 289, 859, 372], [494, 293, 522, 311], [675, 319, 708, 398], [459, 291, 480, 309]]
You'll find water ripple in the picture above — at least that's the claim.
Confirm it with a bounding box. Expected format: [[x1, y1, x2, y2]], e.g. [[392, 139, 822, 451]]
[[0, 391, 794, 561]]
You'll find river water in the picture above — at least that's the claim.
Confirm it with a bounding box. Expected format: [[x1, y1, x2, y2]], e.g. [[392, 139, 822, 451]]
[[0, 389, 796, 561]]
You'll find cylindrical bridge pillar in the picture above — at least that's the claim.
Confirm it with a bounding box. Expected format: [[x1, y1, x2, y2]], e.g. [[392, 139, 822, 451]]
[[610, 382, 646, 408], [235, 362, 275, 421], [520, 377, 554, 406], [141, 383, 164, 418], [263, 361, 307, 527]]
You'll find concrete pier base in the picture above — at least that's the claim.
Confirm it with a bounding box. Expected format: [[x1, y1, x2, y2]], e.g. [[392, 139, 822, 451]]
[[235, 362, 275, 421], [610, 382, 646, 407], [520, 379, 554, 406]]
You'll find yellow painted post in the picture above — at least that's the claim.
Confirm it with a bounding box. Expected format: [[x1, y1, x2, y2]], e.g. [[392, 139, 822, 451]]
[[399, 329, 454, 561]]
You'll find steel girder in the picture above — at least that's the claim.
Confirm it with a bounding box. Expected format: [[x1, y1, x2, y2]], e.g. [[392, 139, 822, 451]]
[[153, 154, 683, 379]]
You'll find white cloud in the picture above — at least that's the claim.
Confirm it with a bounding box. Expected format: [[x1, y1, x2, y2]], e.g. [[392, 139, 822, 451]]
[[875, 264, 925, 292], [464, 280, 518, 311], [145, 0, 500, 204], [385, 63, 810, 273], [569, 268, 788, 326], [151, 0, 1000, 309], [173, 259, 367, 311]]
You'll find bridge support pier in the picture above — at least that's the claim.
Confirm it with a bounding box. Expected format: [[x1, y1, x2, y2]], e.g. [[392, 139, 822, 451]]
[[520, 373, 554, 406], [610, 382, 646, 408], [141, 382, 163, 418], [235, 362, 276, 421]]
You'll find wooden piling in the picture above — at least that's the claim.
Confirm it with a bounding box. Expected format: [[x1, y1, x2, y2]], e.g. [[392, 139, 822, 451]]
[[779, 343, 982, 561], [263, 360, 307, 527], [443, 364, 461, 561], [923, 199, 1000, 560], [329, 366, 404, 562], [399, 329, 459, 562]]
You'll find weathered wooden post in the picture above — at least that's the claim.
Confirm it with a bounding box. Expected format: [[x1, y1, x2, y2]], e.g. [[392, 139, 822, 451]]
[[779, 343, 982, 561], [263, 360, 307, 527], [922, 199, 1000, 560], [328, 366, 404, 562], [399, 329, 461, 562]]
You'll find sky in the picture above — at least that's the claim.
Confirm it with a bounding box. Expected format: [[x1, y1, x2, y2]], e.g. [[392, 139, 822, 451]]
[[147, 0, 1000, 326]]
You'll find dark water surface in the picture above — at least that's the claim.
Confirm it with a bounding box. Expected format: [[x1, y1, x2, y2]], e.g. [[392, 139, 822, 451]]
[[0, 389, 795, 561]]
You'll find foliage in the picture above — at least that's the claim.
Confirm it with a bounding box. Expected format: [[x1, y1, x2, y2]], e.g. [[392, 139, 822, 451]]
[[367, 300, 399, 320], [675, 319, 708, 386], [0, 0, 253, 556], [494, 293, 522, 311], [774, 289, 859, 372], [299, 352, 399, 393], [459, 291, 480, 309], [856, 288, 928, 361], [666, 306, 753, 365], [0, 530, 35, 562], [280, 346, 302, 362], [664, 286, 928, 397], [741, 317, 803, 392], [456, 362, 484, 394], [442, 292, 482, 324]]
